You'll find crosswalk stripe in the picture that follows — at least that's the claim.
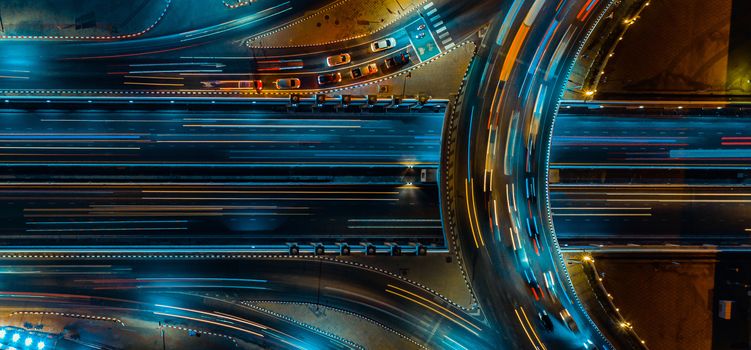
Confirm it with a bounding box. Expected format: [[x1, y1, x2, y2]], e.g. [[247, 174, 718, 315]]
[[445, 42, 455, 50], [438, 31, 450, 39], [426, 8, 437, 16], [430, 14, 441, 22], [423, 2, 434, 10], [432, 20, 444, 27], [442, 37, 453, 45], [436, 26, 447, 34]]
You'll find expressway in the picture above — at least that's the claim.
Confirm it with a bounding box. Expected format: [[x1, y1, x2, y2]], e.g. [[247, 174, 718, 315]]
[[0, 101, 444, 249], [0, 256, 490, 349], [551, 103, 751, 246], [444, 0, 645, 349]]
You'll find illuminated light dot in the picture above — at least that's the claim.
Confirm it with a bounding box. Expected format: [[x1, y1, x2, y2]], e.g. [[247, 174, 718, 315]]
[[25, 337, 33, 346], [12, 333, 20, 342]]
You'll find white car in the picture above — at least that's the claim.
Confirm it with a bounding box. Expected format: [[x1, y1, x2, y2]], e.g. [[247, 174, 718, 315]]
[[370, 38, 396, 52], [326, 53, 351, 67]]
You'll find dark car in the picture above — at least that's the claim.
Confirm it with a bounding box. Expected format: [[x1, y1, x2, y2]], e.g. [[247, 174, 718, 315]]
[[384, 52, 411, 70], [317, 72, 342, 86], [538, 311, 554, 332], [523, 267, 544, 300]]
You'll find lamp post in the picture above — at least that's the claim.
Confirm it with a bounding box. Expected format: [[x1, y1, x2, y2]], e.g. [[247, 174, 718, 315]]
[[402, 72, 412, 99]]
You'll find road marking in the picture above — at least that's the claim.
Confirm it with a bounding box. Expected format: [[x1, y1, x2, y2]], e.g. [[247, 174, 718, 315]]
[[423, 2, 434, 10], [445, 43, 455, 50], [438, 32, 449, 39], [430, 14, 441, 22], [426, 8, 437, 16], [436, 26, 447, 34], [441, 38, 453, 45], [433, 20, 444, 27]]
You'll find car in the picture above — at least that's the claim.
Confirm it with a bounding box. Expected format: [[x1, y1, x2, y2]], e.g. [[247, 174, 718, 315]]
[[370, 38, 396, 52], [416, 24, 426, 30], [201, 80, 262, 92], [326, 53, 351, 67], [526, 216, 539, 237], [350, 63, 378, 79], [523, 267, 544, 300], [317, 72, 342, 86], [274, 78, 301, 89], [538, 311, 554, 332], [559, 309, 580, 333], [384, 52, 411, 69], [414, 32, 426, 39]]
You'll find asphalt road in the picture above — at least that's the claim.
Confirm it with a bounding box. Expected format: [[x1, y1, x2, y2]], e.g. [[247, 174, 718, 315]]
[[0, 256, 490, 349], [0, 103, 445, 248], [552, 107, 751, 246], [444, 0, 626, 349], [0, 0, 497, 94]]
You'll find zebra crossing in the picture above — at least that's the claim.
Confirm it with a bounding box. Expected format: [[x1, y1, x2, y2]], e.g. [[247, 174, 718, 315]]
[[422, 2, 455, 50]]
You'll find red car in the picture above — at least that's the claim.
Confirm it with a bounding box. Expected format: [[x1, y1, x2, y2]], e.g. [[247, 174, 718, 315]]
[[317, 72, 342, 86]]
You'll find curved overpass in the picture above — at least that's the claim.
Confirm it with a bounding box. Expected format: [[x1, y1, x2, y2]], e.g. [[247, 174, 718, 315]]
[[443, 0, 644, 349]]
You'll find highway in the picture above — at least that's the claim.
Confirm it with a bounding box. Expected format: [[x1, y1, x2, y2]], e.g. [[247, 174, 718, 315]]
[[0, 0, 499, 95], [0, 256, 490, 349], [0, 102, 444, 249], [551, 105, 751, 246], [443, 0, 637, 349]]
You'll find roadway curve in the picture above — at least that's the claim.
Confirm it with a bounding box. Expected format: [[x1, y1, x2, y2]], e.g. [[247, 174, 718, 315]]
[[443, 0, 644, 349], [0, 256, 490, 349]]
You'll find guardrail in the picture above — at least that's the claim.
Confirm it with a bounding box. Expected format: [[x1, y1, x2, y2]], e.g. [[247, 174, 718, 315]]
[[0, 95, 448, 111], [578, 255, 649, 349]]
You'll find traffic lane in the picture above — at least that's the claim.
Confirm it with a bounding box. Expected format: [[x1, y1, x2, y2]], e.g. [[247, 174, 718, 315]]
[[0, 17, 414, 92], [249, 23, 414, 71], [0, 289, 353, 349], [551, 184, 751, 245], [0, 258, 489, 348], [0, 183, 443, 247], [448, 0, 619, 348], [551, 113, 751, 166], [195, 45, 418, 92], [0, 9, 429, 93], [0, 109, 443, 167], [0, 0, 317, 91]]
